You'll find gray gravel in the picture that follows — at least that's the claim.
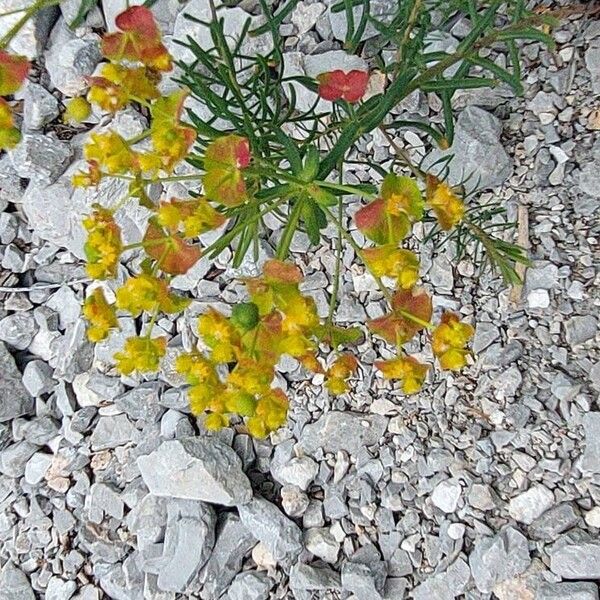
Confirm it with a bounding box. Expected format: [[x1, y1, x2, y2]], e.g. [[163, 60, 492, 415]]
[[0, 1, 598, 599]]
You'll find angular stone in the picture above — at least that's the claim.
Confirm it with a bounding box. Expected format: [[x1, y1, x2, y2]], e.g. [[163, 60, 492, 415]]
[[86, 483, 124, 523], [170, 0, 273, 63], [291, 1, 325, 35], [227, 571, 272, 600], [90, 414, 138, 451], [550, 538, 600, 579], [289, 563, 342, 592], [137, 438, 252, 506], [22, 360, 55, 397], [537, 582, 599, 600], [281, 484, 309, 517], [45, 21, 102, 96], [272, 455, 318, 491], [413, 558, 470, 600], [9, 133, 72, 185], [526, 264, 559, 290], [305, 527, 339, 563], [24, 452, 52, 485], [0, 342, 33, 422], [0, 561, 35, 600], [341, 561, 387, 600], [0, 313, 38, 350], [431, 479, 462, 513], [469, 527, 531, 593], [585, 47, 600, 93], [423, 107, 512, 191], [46, 577, 77, 600], [238, 496, 303, 567], [582, 413, 600, 474], [579, 160, 600, 201], [329, 0, 396, 41], [199, 513, 256, 599], [157, 500, 216, 593], [298, 411, 388, 455], [0, 0, 57, 59], [22, 110, 149, 259], [565, 316, 597, 346], [0, 441, 38, 478], [529, 503, 580, 541], [22, 82, 59, 130], [508, 484, 554, 524]]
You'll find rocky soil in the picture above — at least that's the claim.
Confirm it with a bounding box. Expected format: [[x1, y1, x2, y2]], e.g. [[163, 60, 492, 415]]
[[0, 1, 599, 599]]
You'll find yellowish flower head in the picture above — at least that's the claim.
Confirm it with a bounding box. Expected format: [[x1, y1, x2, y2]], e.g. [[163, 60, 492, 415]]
[[375, 355, 429, 394], [432, 312, 474, 370], [114, 336, 167, 375], [83, 208, 123, 280], [363, 244, 420, 289], [426, 176, 465, 231], [83, 288, 118, 342]]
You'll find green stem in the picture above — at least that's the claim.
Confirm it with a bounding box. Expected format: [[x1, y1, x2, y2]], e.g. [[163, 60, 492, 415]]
[[0, 0, 60, 49], [144, 304, 160, 339], [276, 199, 303, 260], [203, 193, 290, 257], [327, 196, 344, 327]]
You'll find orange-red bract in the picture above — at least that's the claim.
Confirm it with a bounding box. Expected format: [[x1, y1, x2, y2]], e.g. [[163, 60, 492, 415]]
[[317, 70, 369, 103], [263, 259, 303, 284], [355, 197, 410, 245], [143, 221, 201, 275], [102, 6, 171, 71], [0, 51, 29, 96], [368, 287, 432, 344]]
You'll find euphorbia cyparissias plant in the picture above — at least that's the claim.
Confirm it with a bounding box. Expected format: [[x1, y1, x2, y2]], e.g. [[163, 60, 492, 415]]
[[70, 5, 478, 438], [0, 0, 555, 436]]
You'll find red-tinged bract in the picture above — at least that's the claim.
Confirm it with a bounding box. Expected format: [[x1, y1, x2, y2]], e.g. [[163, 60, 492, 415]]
[[317, 70, 369, 103], [102, 6, 172, 71]]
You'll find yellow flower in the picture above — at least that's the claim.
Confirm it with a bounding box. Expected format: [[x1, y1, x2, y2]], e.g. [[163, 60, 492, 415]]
[[375, 355, 429, 394], [115, 274, 190, 317], [204, 412, 229, 430], [325, 354, 358, 395], [281, 294, 319, 333], [432, 312, 474, 370], [149, 91, 196, 172], [277, 333, 314, 358], [224, 390, 257, 416], [87, 63, 159, 113], [247, 388, 289, 438], [114, 336, 167, 375], [362, 245, 420, 289], [426, 175, 465, 230], [72, 161, 101, 188], [82, 288, 118, 342], [84, 131, 138, 176], [175, 352, 220, 387], [157, 197, 226, 238], [227, 359, 273, 397], [83, 208, 123, 280], [197, 308, 240, 363]]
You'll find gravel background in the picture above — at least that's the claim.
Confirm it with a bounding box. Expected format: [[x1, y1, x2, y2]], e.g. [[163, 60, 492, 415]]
[[0, 1, 599, 599]]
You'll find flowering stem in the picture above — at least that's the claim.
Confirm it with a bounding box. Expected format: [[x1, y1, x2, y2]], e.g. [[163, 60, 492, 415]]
[[144, 305, 160, 339]]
